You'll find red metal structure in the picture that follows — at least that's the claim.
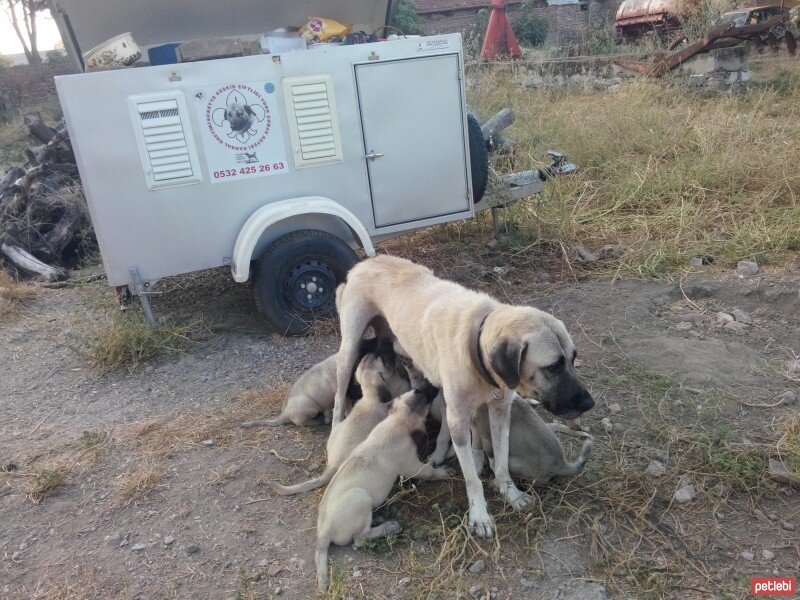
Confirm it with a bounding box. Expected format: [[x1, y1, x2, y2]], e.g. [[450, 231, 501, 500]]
[[480, 0, 523, 60]]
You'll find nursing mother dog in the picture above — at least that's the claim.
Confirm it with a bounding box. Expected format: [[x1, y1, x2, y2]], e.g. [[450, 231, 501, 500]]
[[332, 255, 595, 537]]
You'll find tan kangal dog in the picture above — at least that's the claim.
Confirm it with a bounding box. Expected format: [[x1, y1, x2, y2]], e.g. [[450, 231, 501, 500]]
[[315, 381, 449, 590], [269, 340, 413, 495], [332, 255, 595, 537]]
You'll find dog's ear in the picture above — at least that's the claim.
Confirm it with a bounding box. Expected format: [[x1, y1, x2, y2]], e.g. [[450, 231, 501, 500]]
[[244, 104, 255, 116], [489, 339, 528, 389]]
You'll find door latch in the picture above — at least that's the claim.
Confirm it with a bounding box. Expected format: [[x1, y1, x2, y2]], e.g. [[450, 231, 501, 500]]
[[365, 151, 384, 161]]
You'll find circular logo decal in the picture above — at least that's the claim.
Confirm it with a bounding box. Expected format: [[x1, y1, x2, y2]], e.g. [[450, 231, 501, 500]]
[[264, 82, 275, 94], [204, 84, 272, 150]]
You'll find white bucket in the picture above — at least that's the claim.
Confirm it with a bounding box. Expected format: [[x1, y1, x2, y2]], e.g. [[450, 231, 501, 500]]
[[84, 32, 141, 70]]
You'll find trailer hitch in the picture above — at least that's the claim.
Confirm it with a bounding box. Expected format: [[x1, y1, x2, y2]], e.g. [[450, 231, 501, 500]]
[[539, 150, 577, 180]]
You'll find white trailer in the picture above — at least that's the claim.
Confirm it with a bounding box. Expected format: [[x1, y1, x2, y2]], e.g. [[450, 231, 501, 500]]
[[51, 0, 565, 334]]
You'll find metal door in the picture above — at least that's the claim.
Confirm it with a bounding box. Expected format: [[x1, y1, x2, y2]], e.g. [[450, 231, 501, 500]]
[[355, 54, 471, 229]]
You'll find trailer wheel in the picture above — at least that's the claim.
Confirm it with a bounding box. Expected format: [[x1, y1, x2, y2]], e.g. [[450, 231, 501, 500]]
[[468, 114, 489, 202], [252, 230, 358, 336]]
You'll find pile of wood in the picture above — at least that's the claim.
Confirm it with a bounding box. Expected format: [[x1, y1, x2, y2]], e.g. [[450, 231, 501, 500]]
[[0, 114, 91, 282]]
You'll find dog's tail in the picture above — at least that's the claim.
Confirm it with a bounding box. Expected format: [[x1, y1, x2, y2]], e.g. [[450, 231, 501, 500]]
[[240, 413, 288, 428], [335, 282, 346, 313], [315, 536, 330, 591], [268, 468, 335, 496], [556, 437, 594, 477]]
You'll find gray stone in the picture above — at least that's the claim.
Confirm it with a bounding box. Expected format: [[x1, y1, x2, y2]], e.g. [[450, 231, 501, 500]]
[[645, 460, 666, 477], [469, 559, 486, 574], [163, 536, 175, 546], [609, 403, 622, 415], [762, 549, 775, 560], [131, 543, 146, 552], [600, 418, 613, 434], [186, 544, 200, 555], [731, 309, 752, 324], [352, 570, 363, 578], [724, 321, 748, 335], [737, 260, 759, 276], [654, 449, 669, 462], [779, 391, 797, 405], [398, 577, 411, 587], [259, 559, 269, 568], [470, 584, 484, 598], [740, 551, 754, 561], [521, 580, 536, 591], [678, 313, 705, 324], [781, 521, 795, 531], [716, 312, 734, 324], [674, 483, 696, 503], [784, 359, 800, 374], [690, 257, 704, 267], [201, 439, 214, 447], [676, 321, 693, 331], [273, 587, 282, 596]]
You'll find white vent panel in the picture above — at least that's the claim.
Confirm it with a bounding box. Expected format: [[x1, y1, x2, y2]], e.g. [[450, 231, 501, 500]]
[[128, 93, 202, 190], [283, 75, 343, 168]]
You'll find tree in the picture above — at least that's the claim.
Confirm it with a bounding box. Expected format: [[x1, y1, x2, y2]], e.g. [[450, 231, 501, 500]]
[[390, 0, 426, 36], [3, 0, 48, 65]]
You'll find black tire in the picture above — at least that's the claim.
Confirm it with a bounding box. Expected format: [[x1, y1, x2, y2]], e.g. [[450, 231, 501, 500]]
[[252, 229, 358, 336], [467, 113, 489, 203]]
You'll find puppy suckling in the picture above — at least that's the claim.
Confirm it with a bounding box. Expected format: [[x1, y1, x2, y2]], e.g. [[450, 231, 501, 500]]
[[269, 340, 405, 496], [241, 338, 409, 428], [473, 395, 594, 484], [315, 380, 449, 590]]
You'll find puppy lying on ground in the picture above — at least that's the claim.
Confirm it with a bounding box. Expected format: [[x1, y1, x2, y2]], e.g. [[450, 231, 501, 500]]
[[473, 395, 594, 484], [242, 338, 409, 428], [269, 341, 407, 496], [316, 380, 449, 590]]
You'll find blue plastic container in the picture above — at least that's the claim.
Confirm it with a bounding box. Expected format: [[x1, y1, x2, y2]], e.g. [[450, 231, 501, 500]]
[[148, 43, 180, 66]]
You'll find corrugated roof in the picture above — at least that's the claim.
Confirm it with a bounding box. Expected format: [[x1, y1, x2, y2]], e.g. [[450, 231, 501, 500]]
[[415, 0, 522, 14]]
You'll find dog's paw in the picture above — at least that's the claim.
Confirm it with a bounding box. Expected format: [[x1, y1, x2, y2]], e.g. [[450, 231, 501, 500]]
[[428, 450, 448, 466], [468, 508, 495, 538], [502, 484, 533, 511], [433, 466, 455, 479]]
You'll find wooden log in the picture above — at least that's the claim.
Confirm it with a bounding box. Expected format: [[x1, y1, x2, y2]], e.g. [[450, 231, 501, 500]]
[[0, 166, 26, 194], [481, 108, 515, 143], [24, 113, 57, 144], [0, 243, 67, 281], [36, 128, 72, 164]]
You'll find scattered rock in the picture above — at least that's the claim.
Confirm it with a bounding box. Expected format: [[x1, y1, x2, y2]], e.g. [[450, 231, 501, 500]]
[[779, 391, 797, 405], [118, 539, 129, 548], [768, 459, 800, 488], [398, 577, 411, 587], [201, 439, 214, 447], [674, 484, 696, 504], [784, 359, 800, 374], [352, 569, 363, 578], [645, 460, 666, 477], [676, 321, 693, 331], [600, 418, 613, 434], [469, 559, 486, 574], [678, 313, 705, 324], [716, 312, 734, 325], [186, 544, 200, 555], [737, 260, 759, 276], [740, 551, 755, 561], [753, 509, 771, 524], [653, 449, 669, 462], [689, 257, 704, 267], [163, 536, 175, 546], [259, 559, 268, 568], [469, 584, 484, 599], [762, 549, 775, 560], [608, 403, 621, 415], [781, 521, 795, 531], [273, 586, 282, 596], [266, 564, 283, 577], [724, 321, 748, 335], [131, 543, 146, 552], [731, 309, 753, 324], [521, 580, 536, 592]]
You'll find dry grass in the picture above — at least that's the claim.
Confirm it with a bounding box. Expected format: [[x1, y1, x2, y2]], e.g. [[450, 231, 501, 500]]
[[113, 463, 168, 507], [428, 59, 800, 277], [0, 119, 29, 163], [81, 315, 196, 373], [0, 269, 37, 316]]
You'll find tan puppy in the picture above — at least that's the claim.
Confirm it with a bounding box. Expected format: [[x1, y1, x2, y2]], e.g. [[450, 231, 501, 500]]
[[473, 395, 594, 484], [241, 338, 409, 428], [269, 341, 402, 496], [315, 381, 449, 590], [333, 255, 594, 537]]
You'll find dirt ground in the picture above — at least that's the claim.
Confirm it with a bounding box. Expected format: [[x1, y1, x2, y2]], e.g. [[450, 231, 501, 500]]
[[1, 249, 798, 599]]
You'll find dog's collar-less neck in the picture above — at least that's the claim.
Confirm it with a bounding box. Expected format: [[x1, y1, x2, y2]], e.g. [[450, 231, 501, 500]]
[[469, 309, 501, 389]]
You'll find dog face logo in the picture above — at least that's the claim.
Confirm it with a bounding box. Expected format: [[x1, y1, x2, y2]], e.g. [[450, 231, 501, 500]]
[[210, 89, 267, 145]]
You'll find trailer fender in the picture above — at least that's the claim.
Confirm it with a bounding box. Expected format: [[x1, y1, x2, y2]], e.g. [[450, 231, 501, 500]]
[[231, 197, 375, 283]]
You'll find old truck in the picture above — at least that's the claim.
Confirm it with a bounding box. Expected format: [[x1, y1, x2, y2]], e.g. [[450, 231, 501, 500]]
[[51, 0, 568, 334]]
